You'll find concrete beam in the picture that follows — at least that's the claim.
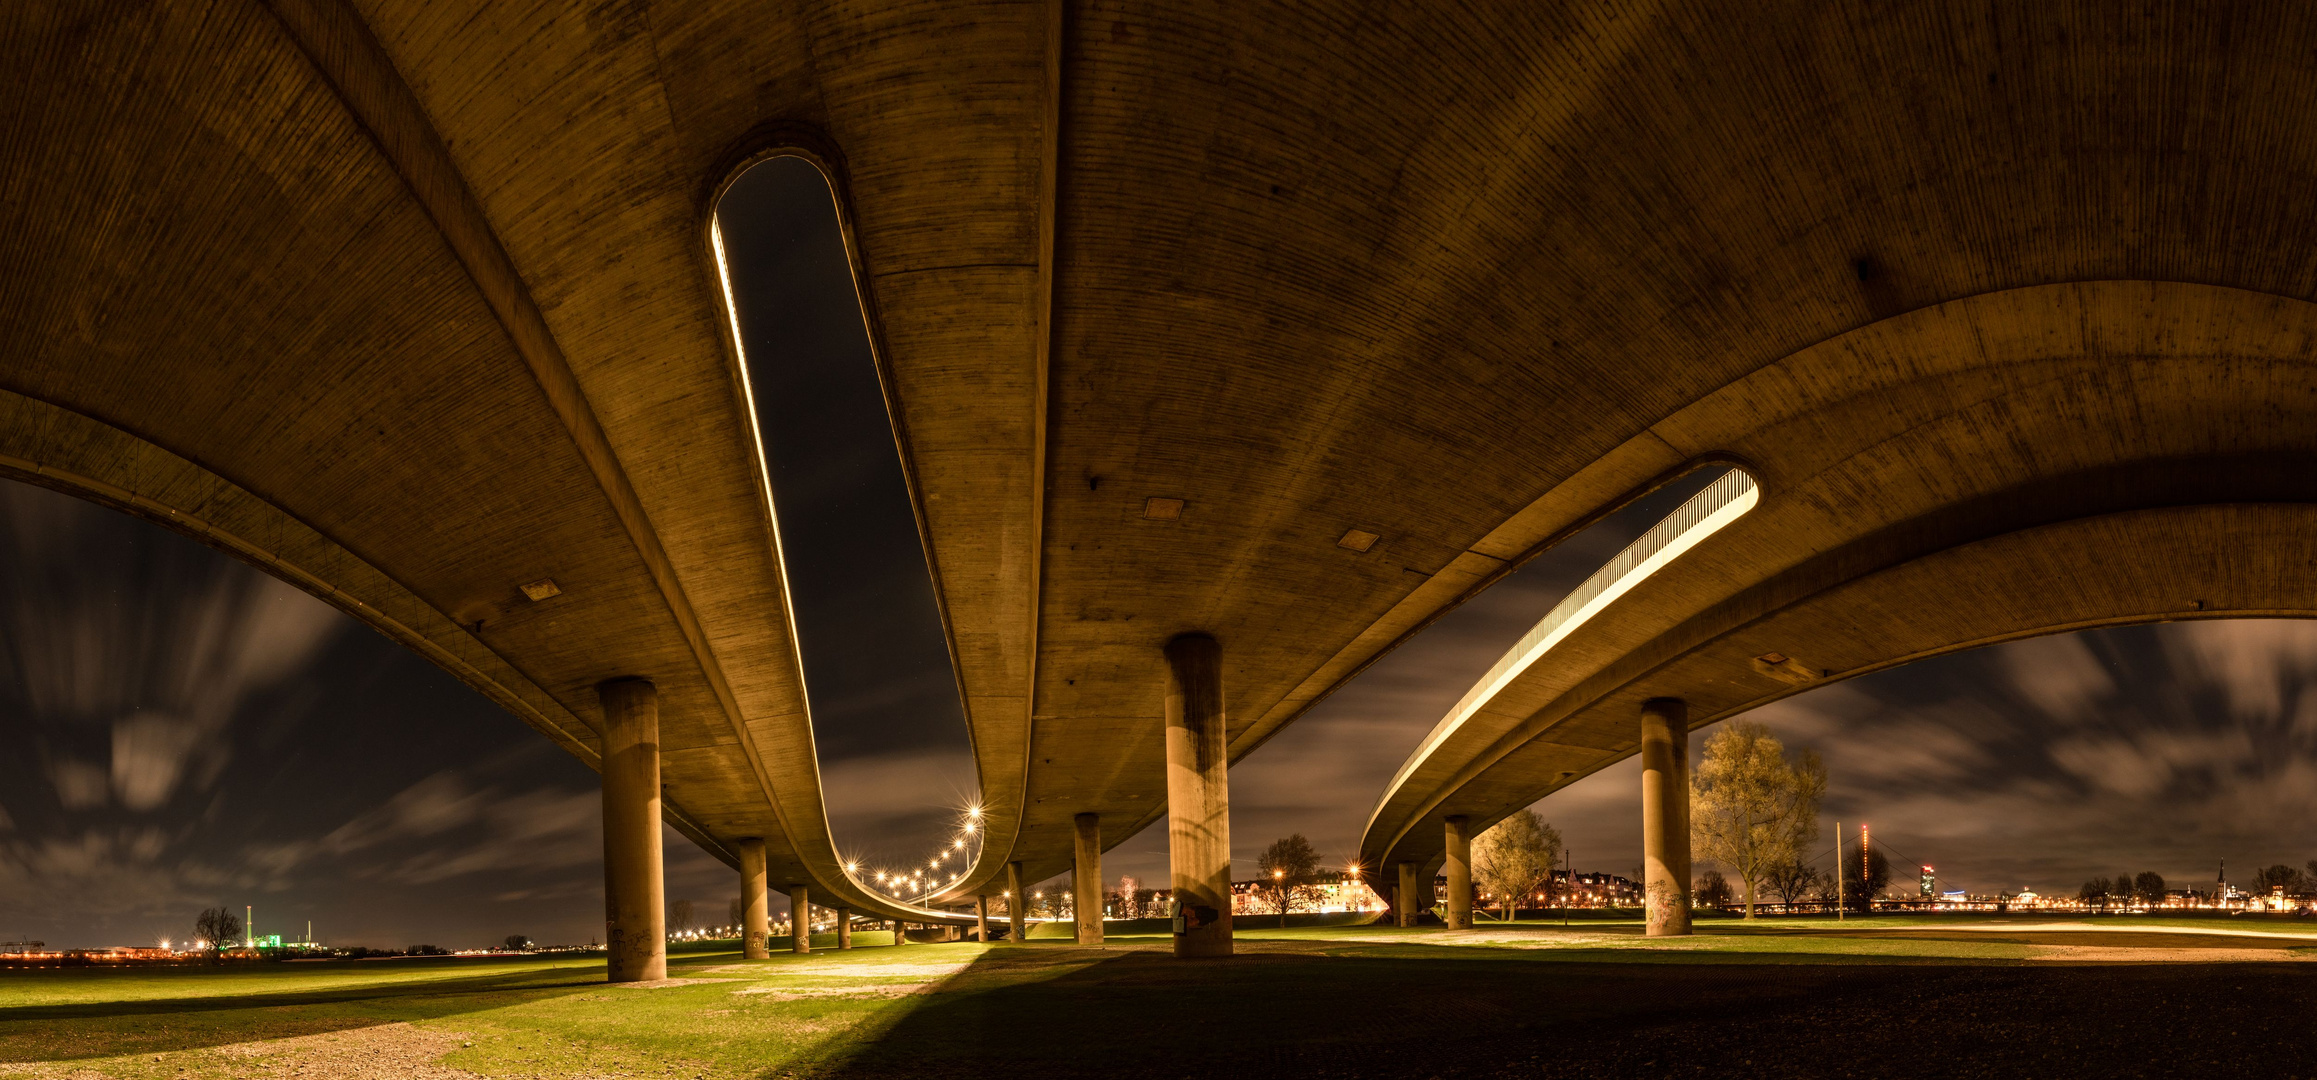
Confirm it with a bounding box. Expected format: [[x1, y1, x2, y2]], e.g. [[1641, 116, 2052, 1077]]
[[1165, 634, 1232, 958], [1007, 862, 1027, 944], [1444, 816, 1473, 930], [599, 678, 664, 983], [738, 838, 769, 960], [1074, 813, 1103, 945], [1641, 698, 1692, 937], [788, 884, 811, 953]]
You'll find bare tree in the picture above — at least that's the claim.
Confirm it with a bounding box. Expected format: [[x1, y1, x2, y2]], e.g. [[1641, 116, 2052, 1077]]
[[1690, 721, 1826, 919], [1695, 870, 1733, 910], [1807, 871, 1842, 909], [2133, 871, 2166, 905], [1765, 855, 1822, 911], [503, 934, 530, 951], [194, 907, 242, 962], [1471, 811, 1561, 921], [1255, 834, 1324, 926], [729, 897, 743, 931], [2255, 864, 2306, 897], [670, 899, 696, 934], [1118, 875, 1142, 919]]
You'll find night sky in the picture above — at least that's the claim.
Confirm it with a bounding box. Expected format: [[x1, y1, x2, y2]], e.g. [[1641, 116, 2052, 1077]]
[[4, 163, 2313, 946]]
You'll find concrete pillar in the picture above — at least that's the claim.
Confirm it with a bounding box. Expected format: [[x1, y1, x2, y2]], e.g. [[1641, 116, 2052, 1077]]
[[1444, 816, 1473, 929], [787, 884, 811, 953], [1164, 633, 1232, 958], [737, 838, 770, 960], [976, 896, 990, 942], [1395, 862, 1421, 927], [1007, 861, 1027, 944], [1074, 813, 1104, 945], [892, 917, 906, 945], [837, 908, 852, 950], [599, 678, 665, 983], [1641, 697, 1693, 937]]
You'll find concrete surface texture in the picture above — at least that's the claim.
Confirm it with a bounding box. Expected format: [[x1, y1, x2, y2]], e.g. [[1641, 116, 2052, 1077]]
[[7, 1, 2317, 923]]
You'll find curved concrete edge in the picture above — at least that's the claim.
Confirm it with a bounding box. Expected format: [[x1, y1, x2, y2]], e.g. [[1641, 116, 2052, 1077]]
[[0, 387, 989, 924], [1366, 503, 2317, 878], [0, 386, 755, 867], [1359, 281, 2317, 883], [1366, 471, 1759, 845]]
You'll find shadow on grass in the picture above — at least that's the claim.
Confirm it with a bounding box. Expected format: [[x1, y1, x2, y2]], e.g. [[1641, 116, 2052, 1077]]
[[800, 939, 2317, 1080], [0, 959, 606, 1063], [797, 942, 1926, 1080]]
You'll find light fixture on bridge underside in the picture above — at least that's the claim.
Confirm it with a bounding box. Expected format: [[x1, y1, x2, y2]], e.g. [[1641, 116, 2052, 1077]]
[[1377, 468, 1760, 805], [1751, 651, 1821, 685]]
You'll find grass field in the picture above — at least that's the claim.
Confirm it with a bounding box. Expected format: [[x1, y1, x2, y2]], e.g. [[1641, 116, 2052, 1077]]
[[5, 915, 2317, 1078]]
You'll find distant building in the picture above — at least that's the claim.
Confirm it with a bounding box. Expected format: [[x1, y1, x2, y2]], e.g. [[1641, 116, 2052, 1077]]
[[1558, 871, 1641, 906]]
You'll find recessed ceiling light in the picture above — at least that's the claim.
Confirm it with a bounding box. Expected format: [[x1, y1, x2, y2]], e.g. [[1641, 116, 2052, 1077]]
[[1143, 497, 1183, 520], [1337, 528, 1379, 552], [519, 579, 562, 601]]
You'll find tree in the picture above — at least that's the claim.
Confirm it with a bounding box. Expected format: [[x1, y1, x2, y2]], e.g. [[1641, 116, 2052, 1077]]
[[1764, 855, 1822, 910], [504, 934, 530, 951], [670, 899, 696, 933], [1848, 847, 1889, 912], [1255, 834, 1324, 926], [1695, 870, 1733, 910], [2255, 864, 2306, 896], [194, 907, 242, 962], [1690, 721, 1826, 919], [1470, 811, 1561, 921], [1118, 876, 1142, 919], [729, 897, 744, 931], [2134, 871, 2166, 905], [2077, 878, 2110, 908]]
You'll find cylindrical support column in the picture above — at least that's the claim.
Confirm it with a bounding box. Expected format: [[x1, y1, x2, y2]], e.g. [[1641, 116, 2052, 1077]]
[[1007, 861, 1027, 944], [836, 909, 852, 950], [1641, 697, 1693, 937], [1074, 813, 1104, 945], [738, 838, 770, 960], [976, 896, 990, 942], [599, 678, 665, 983], [1395, 862, 1421, 927], [1164, 633, 1232, 958], [892, 917, 907, 945], [787, 885, 811, 953], [1444, 816, 1473, 929]]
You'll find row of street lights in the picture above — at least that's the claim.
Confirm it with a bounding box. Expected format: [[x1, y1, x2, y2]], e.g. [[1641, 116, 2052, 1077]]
[[849, 804, 986, 906]]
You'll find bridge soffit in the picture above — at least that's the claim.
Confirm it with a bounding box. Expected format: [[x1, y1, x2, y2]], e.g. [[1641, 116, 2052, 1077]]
[[1359, 281, 2317, 873]]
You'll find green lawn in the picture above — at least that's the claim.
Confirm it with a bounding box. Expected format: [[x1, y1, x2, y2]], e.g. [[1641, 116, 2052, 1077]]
[[5, 916, 2314, 1079]]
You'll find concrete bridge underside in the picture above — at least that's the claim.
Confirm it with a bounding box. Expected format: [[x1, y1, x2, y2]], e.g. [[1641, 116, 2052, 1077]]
[[1359, 283, 2317, 897], [12, 0, 2317, 956]]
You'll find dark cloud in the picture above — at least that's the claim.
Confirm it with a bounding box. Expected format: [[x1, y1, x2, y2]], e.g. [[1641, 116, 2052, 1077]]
[[1726, 620, 2317, 897], [0, 479, 615, 948], [715, 156, 976, 866]]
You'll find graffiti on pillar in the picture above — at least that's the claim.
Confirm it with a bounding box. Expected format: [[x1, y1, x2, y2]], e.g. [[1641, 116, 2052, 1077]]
[[1645, 880, 1690, 928], [1170, 898, 1222, 934]]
